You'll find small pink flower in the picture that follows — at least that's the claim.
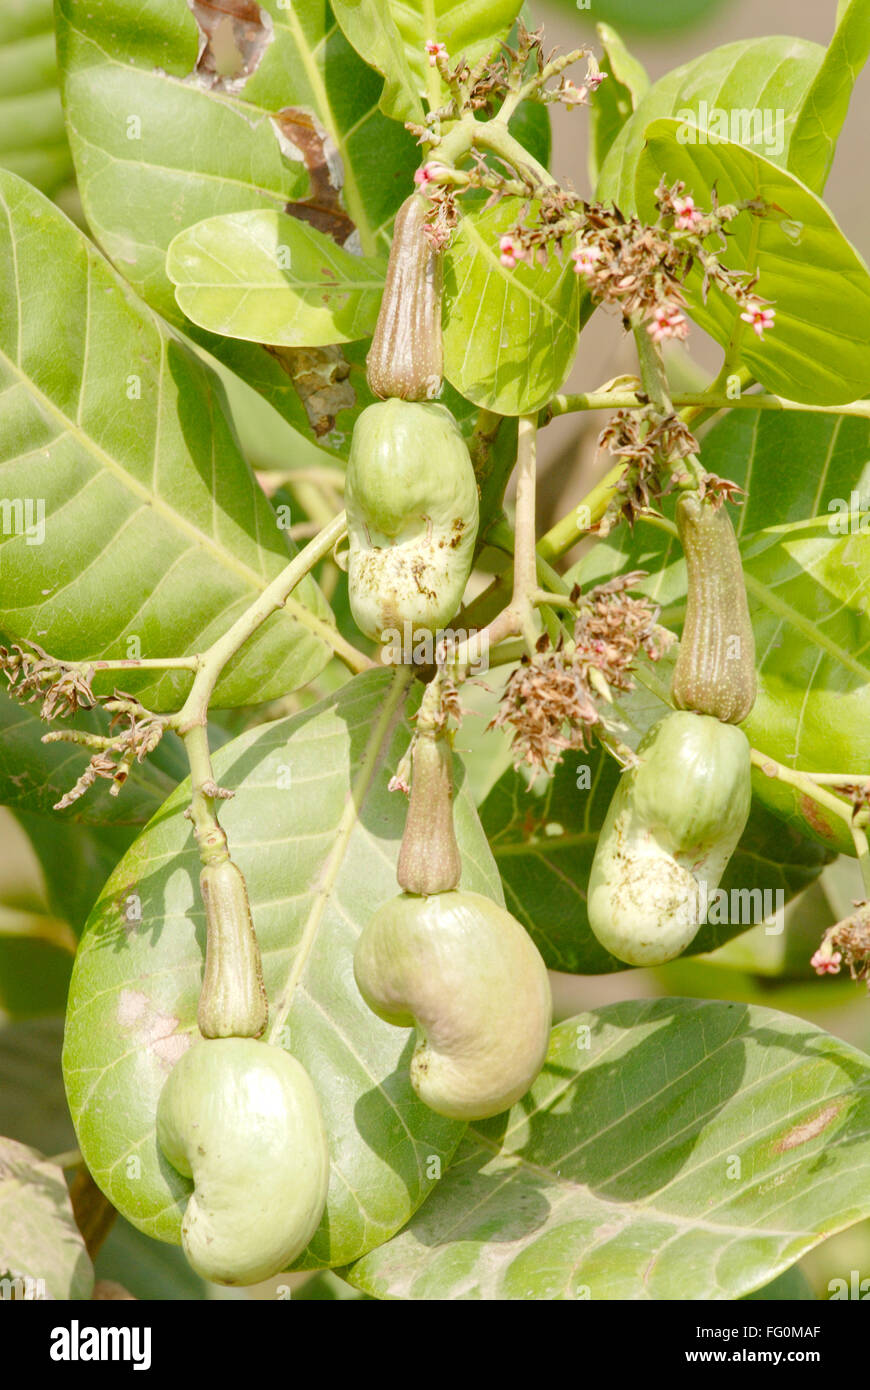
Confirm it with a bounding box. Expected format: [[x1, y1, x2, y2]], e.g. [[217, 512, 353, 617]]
[[425, 40, 447, 67], [811, 947, 842, 976], [499, 234, 527, 269], [647, 304, 688, 343], [571, 243, 602, 276], [561, 80, 587, 107], [740, 300, 776, 339], [672, 195, 703, 231], [585, 70, 607, 92], [413, 162, 441, 187]]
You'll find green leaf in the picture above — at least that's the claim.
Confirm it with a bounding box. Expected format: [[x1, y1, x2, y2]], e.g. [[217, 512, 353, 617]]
[[636, 121, 870, 405], [0, 0, 73, 197], [588, 22, 649, 189], [597, 36, 825, 208], [0, 1137, 93, 1299], [63, 669, 504, 1269], [55, 0, 419, 452], [789, 0, 870, 194], [443, 198, 580, 415], [167, 211, 387, 347], [95, 1216, 208, 1300], [570, 0, 728, 34], [744, 1265, 816, 1300], [0, 687, 184, 824], [347, 0, 524, 113], [0, 1018, 74, 1155], [0, 171, 337, 711], [10, 810, 134, 937], [572, 407, 870, 854], [347, 1001, 870, 1300], [481, 662, 831, 974], [330, 0, 424, 125]]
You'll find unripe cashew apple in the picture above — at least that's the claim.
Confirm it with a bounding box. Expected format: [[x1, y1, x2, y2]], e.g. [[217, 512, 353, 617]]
[[157, 1038, 329, 1285], [354, 890, 552, 1120], [587, 710, 752, 967], [345, 398, 479, 647]]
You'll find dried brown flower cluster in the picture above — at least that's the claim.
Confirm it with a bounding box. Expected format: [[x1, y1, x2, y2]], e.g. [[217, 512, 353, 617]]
[[811, 902, 870, 988], [597, 409, 699, 527], [491, 573, 672, 773], [44, 700, 165, 810], [0, 641, 96, 719]]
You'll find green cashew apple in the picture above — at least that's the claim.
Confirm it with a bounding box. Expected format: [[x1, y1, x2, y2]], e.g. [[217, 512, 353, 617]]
[[354, 890, 552, 1120], [587, 710, 752, 966], [345, 398, 479, 649], [157, 1038, 329, 1286]]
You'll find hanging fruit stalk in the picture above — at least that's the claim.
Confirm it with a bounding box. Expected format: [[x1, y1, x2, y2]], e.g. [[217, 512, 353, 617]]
[[671, 492, 757, 724], [367, 192, 443, 401]]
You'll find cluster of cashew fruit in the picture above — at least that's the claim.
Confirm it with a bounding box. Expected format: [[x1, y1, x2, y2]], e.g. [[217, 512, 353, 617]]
[[350, 190, 552, 1120], [588, 491, 757, 966], [156, 188, 759, 1284]]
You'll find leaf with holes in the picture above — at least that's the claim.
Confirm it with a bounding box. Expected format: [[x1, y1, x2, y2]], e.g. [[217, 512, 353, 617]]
[[0, 172, 338, 712], [54, 0, 419, 453], [0, 0, 73, 197], [167, 210, 387, 347], [0, 1137, 93, 1299], [572, 407, 870, 854], [442, 199, 580, 415], [63, 669, 505, 1269], [634, 121, 870, 405], [346, 1001, 870, 1300], [481, 655, 831, 974]]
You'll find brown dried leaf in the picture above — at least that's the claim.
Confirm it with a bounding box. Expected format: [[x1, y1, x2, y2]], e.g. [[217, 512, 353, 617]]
[[272, 108, 355, 247], [265, 344, 356, 436], [187, 0, 273, 94]]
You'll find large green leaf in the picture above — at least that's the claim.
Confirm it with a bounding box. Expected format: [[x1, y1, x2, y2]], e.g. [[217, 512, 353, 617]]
[[334, 0, 524, 119], [329, 0, 424, 125], [597, 36, 825, 208], [573, 407, 870, 854], [636, 121, 870, 404], [0, 171, 337, 712], [0, 687, 184, 824], [0, 1018, 74, 1155], [0, 0, 73, 196], [587, 22, 649, 189], [0, 1137, 93, 1299], [347, 1001, 870, 1300], [63, 669, 504, 1269], [788, 0, 870, 194], [55, 0, 419, 452], [167, 210, 387, 347], [442, 198, 580, 415]]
